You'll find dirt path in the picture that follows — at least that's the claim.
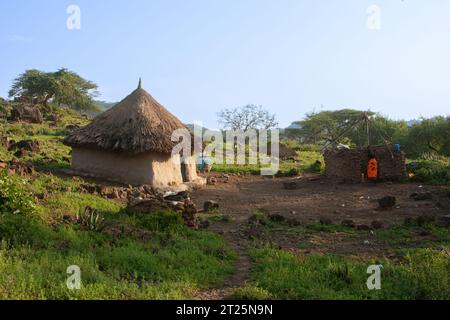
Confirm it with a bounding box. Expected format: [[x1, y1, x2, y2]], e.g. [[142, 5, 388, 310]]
[[193, 219, 251, 300]]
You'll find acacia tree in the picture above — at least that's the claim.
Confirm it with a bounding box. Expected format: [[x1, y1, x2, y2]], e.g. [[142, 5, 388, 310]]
[[218, 104, 278, 132], [8, 68, 99, 112], [286, 109, 408, 147]]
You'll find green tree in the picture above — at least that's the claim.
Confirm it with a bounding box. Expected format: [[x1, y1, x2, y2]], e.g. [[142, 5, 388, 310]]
[[405, 117, 450, 157], [287, 109, 408, 147], [8, 68, 99, 112]]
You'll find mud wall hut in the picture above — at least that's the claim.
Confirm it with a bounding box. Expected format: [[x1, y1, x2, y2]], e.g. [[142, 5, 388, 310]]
[[324, 145, 407, 183], [64, 82, 202, 188]]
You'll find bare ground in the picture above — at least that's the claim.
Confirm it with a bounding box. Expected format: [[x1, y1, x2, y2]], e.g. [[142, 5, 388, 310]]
[[191, 173, 449, 299]]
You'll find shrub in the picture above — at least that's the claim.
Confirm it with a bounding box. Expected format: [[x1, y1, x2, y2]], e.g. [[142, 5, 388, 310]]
[[0, 170, 35, 216], [408, 160, 450, 184]]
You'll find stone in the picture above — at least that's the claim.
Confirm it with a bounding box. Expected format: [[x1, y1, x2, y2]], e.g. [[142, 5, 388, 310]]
[[371, 220, 384, 230], [268, 214, 285, 223], [14, 149, 29, 158], [378, 196, 396, 210], [128, 198, 169, 214], [319, 217, 333, 225], [10, 106, 43, 123], [410, 192, 433, 201], [341, 220, 356, 228], [198, 219, 210, 229], [164, 191, 189, 202], [356, 224, 373, 231], [416, 214, 435, 226], [207, 176, 217, 185], [9, 140, 40, 153], [283, 181, 302, 190], [203, 200, 219, 212], [182, 200, 198, 228], [435, 215, 450, 228], [46, 114, 61, 123]]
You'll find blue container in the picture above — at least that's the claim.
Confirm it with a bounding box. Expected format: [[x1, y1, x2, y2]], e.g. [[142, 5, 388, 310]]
[[393, 144, 401, 152]]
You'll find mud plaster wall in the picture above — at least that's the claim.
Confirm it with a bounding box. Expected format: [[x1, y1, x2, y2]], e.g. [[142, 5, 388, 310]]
[[324, 145, 407, 183], [72, 148, 184, 187]]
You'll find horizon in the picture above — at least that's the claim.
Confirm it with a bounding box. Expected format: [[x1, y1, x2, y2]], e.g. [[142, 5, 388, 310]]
[[1, 0, 450, 128]]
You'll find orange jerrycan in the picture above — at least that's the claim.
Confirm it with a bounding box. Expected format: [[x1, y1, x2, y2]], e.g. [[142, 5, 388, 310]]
[[367, 158, 378, 180]]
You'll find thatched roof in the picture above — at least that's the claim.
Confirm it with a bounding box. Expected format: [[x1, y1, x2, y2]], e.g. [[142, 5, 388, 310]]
[[64, 82, 189, 155]]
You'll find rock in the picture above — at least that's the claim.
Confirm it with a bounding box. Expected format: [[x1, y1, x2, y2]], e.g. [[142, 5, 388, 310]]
[[172, 202, 186, 212], [207, 176, 217, 185], [371, 220, 384, 230], [248, 214, 267, 226], [435, 215, 450, 228], [378, 196, 396, 210], [419, 230, 431, 237], [283, 181, 302, 190], [416, 214, 435, 226], [204, 200, 219, 212], [9, 140, 40, 153], [341, 220, 356, 228], [319, 217, 333, 225], [128, 198, 169, 214], [0, 161, 7, 169], [287, 168, 300, 177], [46, 114, 61, 123], [182, 200, 198, 228], [198, 219, 210, 229], [106, 188, 120, 199], [14, 149, 29, 158], [8, 160, 34, 176], [268, 214, 285, 223], [10, 106, 43, 123], [164, 191, 189, 202], [357, 224, 373, 231], [410, 192, 433, 201]]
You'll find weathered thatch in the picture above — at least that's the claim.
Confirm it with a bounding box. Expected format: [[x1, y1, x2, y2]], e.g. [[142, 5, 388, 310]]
[[324, 145, 407, 183], [64, 83, 188, 155]]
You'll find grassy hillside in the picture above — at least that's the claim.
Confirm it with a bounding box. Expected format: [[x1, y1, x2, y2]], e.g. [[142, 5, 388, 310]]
[[0, 107, 236, 299]]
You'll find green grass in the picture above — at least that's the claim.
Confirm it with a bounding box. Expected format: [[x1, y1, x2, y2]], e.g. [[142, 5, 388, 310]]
[[210, 151, 323, 176], [0, 209, 237, 299], [241, 246, 450, 300], [0, 110, 238, 299], [375, 224, 450, 248]]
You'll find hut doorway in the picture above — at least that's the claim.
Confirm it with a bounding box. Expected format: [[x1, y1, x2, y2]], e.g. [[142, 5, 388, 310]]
[[181, 162, 188, 182]]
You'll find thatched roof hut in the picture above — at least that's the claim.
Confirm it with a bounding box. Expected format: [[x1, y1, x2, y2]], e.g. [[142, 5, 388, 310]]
[[64, 81, 202, 187]]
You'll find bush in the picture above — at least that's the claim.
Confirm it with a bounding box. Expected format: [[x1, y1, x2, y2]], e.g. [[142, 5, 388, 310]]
[[408, 160, 450, 184], [0, 170, 35, 216]]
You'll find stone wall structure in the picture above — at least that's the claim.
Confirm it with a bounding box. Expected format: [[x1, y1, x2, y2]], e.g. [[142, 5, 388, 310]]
[[324, 145, 407, 183]]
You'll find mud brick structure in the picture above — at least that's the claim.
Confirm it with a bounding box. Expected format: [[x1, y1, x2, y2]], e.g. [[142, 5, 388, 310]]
[[324, 145, 407, 183]]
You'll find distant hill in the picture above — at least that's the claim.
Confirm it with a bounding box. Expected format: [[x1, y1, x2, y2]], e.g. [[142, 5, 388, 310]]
[[95, 100, 117, 111]]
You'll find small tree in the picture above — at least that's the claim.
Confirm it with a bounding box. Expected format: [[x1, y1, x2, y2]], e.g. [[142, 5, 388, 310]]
[[9, 68, 99, 112], [218, 104, 278, 132]]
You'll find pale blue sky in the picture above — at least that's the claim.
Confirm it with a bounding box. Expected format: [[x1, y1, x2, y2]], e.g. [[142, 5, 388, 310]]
[[1, 0, 450, 128]]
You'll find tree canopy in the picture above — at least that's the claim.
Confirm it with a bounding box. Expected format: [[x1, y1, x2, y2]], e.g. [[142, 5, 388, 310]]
[[285, 109, 409, 148], [9, 68, 100, 112], [218, 104, 278, 131], [405, 116, 450, 157]]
